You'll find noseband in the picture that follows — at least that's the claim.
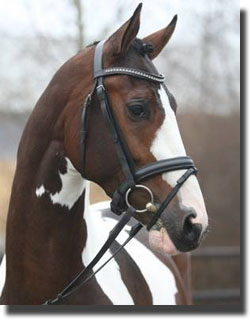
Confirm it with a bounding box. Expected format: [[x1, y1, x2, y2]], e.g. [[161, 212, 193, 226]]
[[44, 40, 197, 304]]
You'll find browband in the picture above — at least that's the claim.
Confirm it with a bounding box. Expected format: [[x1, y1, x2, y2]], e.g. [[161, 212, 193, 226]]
[[95, 67, 165, 83]]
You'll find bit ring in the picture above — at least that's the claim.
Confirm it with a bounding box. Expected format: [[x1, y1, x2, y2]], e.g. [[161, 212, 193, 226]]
[[125, 184, 154, 213]]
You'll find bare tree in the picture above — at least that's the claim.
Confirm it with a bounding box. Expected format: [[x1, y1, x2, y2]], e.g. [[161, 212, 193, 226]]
[[72, 0, 85, 50]]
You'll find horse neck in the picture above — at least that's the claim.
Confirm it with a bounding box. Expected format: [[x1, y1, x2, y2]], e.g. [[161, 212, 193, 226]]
[[4, 147, 89, 303], [2, 48, 96, 303]]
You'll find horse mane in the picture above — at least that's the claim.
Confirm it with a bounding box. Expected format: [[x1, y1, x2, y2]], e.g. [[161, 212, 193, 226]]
[[86, 38, 154, 56], [132, 38, 154, 56]]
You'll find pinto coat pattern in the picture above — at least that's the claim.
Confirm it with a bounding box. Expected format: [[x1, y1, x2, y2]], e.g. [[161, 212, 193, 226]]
[[0, 4, 207, 305]]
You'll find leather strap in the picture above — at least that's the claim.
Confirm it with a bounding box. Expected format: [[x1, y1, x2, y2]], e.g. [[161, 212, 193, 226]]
[[135, 157, 196, 182], [43, 207, 141, 305], [96, 82, 136, 189], [95, 68, 164, 83], [147, 168, 196, 230], [79, 94, 91, 178], [110, 157, 196, 215], [93, 40, 105, 78], [94, 41, 136, 189]]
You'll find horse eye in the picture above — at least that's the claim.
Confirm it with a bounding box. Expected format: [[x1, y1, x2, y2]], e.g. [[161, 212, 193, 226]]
[[127, 104, 146, 118]]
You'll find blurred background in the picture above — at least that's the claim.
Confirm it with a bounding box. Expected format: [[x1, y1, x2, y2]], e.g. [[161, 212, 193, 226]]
[[0, 0, 240, 305]]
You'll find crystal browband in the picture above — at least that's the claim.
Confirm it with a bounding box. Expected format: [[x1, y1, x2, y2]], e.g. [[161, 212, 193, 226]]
[[94, 67, 165, 83]]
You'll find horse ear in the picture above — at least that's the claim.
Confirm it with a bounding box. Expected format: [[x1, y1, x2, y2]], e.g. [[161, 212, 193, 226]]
[[142, 15, 177, 60], [106, 3, 142, 55]]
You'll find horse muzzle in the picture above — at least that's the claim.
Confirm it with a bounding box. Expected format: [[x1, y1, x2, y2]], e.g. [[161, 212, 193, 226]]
[[152, 206, 203, 253]]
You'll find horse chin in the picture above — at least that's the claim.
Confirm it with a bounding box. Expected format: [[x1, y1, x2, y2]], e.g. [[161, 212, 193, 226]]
[[148, 227, 179, 256]]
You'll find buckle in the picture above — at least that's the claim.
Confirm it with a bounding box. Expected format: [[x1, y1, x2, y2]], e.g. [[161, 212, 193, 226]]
[[96, 84, 106, 99]]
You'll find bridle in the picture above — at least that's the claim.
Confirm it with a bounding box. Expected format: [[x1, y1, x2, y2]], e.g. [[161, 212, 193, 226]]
[[43, 40, 197, 304], [82, 40, 197, 227]]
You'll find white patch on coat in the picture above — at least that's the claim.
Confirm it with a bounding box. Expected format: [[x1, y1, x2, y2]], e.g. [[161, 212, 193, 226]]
[[35, 157, 85, 211], [84, 201, 177, 305], [82, 199, 134, 305], [150, 86, 208, 231], [35, 185, 45, 197], [0, 255, 6, 296]]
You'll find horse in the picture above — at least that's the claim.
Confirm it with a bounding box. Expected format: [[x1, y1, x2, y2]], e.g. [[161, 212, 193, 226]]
[[0, 4, 208, 305]]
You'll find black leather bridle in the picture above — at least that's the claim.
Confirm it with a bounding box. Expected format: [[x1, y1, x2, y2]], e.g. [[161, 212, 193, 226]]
[[43, 40, 197, 304], [82, 40, 197, 227]]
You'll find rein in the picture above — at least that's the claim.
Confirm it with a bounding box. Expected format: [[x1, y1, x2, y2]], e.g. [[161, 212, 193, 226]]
[[43, 40, 197, 304]]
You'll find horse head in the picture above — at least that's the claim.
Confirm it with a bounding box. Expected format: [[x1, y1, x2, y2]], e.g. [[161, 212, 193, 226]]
[[65, 4, 208, 255]]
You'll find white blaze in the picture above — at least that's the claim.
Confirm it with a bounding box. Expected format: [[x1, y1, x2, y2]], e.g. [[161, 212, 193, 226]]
[[150, 86, 208, 231]]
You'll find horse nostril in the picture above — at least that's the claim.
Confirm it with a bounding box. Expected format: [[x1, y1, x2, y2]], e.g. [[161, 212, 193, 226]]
[[183, 215, 202, 243], [161, 210, 204, 252]]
